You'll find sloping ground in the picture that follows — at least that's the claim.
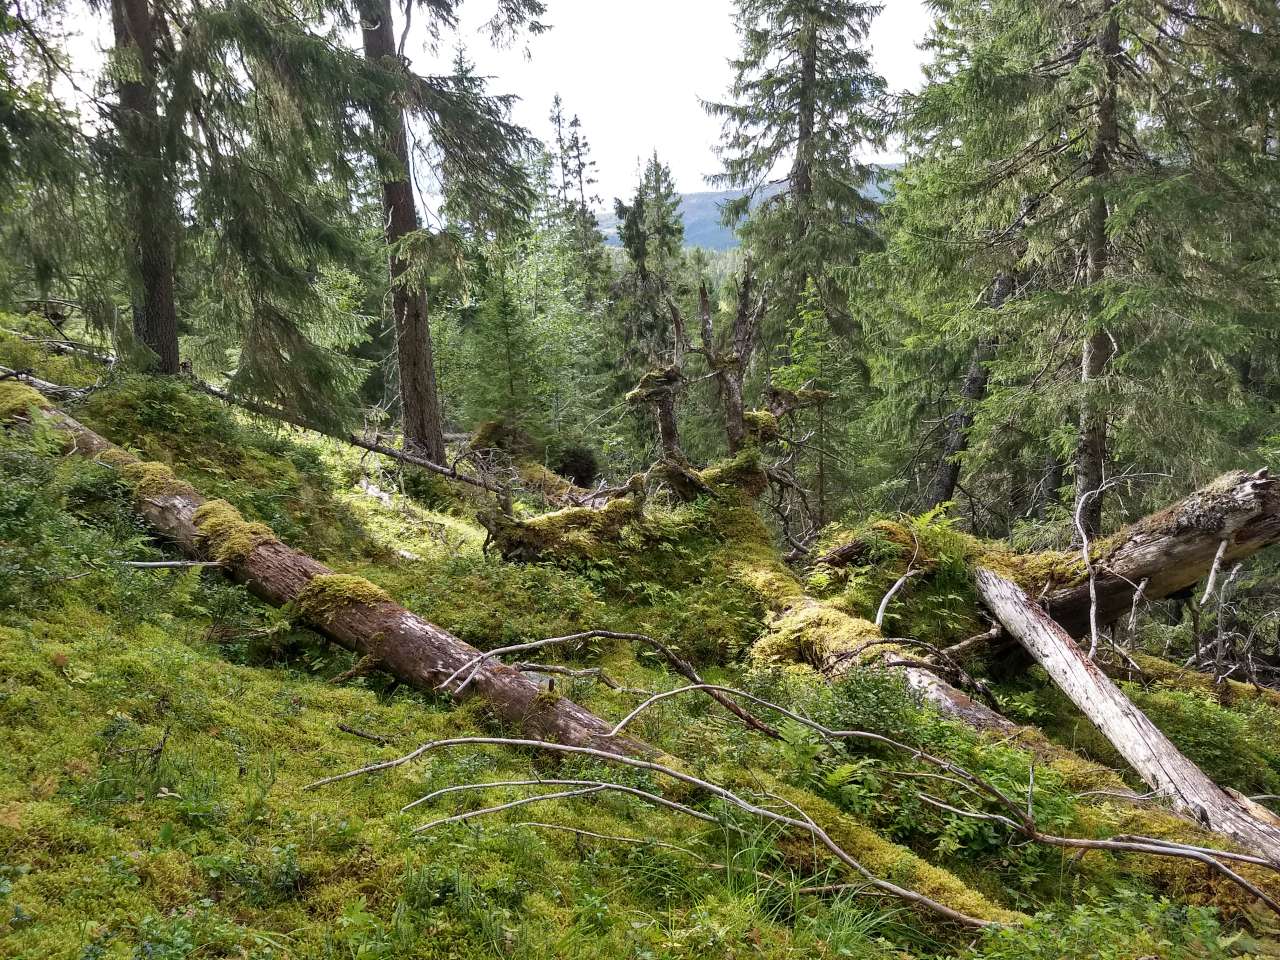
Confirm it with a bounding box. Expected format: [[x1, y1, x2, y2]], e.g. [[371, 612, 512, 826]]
[[2, 336, 1278, 957]]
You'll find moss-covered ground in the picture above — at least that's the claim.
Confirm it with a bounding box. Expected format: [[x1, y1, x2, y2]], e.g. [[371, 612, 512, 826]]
[[1, 327, 1277, 958]]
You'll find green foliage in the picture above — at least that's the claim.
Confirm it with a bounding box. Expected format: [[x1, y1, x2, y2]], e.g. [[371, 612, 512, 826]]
[[707, 0, 886, 338], [964, 892, 1233, 960]]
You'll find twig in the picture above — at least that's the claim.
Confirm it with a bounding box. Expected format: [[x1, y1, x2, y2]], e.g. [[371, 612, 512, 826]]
[[402, 778, 717, 822], [311, 736, 998, 929], [336, 723, 389, 745], [1200, 539, 1229, 606]]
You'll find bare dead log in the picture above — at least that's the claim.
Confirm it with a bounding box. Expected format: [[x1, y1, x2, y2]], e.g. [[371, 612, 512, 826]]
[[976, 567, 1280, 865], [1047, 469, 1280, 636], [11, 401, 645, 758]]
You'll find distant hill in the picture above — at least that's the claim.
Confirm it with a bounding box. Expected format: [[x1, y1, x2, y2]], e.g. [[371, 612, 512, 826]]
[[597, 167, 896, 252]]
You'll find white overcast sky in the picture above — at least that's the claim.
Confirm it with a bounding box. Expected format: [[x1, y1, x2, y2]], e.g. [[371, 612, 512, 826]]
[[429, 0, 933, 203], [60, 0, 932, 205]]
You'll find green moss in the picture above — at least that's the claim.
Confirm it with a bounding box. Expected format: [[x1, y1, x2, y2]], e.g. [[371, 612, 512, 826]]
[[976, 546, 1086, 593], [0, 381, 50, 420], [624, 365, 681, 405], [762, 777, 1025, 926], [700, 449, 768, 497], [119, 460, 197, 500], [742, 409, 780, 444], [193, 498, 277, 562], [1128, 652, 1280, 710], [485, 497, 641, 563], [294, 573, 393, 623], [753, 600, 885, 668]]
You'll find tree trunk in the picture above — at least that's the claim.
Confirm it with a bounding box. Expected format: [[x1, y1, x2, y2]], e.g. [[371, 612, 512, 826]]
[[976, 568, 1280, 863], [924, 275, 1009, 510], [694, 276, 761, 454], [110, 0, 180, 375], [29, 405, 641, 757], [360, 0, 446, 463], [1047, 469, 1280, 635], [1074, 5, 1120, 539]]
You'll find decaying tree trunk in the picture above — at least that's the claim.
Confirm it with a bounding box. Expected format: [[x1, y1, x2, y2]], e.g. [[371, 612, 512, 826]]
[[977, 568, 1280, 864], [922, 274, 1009, 511], [693, 274, 765, 454], [22, 403, 644, 758], [626, 366, 710, 501], [1047, 469, 1280, 636]]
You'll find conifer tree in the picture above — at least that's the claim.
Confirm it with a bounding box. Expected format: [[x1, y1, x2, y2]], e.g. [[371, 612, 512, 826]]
[[348, 0, 538, 460], [875, 0, 1280, 535], [613, 152, 685, 368], [705, 0, 886, 337]]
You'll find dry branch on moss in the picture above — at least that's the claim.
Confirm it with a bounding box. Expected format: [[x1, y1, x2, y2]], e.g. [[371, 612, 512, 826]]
[[308, 735, 1002, 929]]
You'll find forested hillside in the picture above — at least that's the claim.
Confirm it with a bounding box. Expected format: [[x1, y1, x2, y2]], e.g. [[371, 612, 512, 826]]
[[5, 1, 1280, 958]]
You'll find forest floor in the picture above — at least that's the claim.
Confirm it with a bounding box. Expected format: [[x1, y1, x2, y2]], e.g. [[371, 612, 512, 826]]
[[3, 324, 1280, 959]]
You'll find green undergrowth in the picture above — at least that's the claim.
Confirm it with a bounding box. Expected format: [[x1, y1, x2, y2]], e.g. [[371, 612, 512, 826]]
[[809, 509, 1088, 644], [2, 365, 1278, 957], [997, 665, 1280, 800]]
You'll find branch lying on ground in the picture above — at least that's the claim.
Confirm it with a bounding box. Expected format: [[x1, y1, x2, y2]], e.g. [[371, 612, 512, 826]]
[[307, 736, 999, 929]]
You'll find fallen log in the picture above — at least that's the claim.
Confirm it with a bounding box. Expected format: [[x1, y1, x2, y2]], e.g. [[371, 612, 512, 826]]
[[976, 568, 1280, 865], [1044, 469, 1280, 636], [3, 391, 645, 757]]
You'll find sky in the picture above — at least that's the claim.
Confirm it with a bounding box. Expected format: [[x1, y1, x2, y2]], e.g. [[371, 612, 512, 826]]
[[422, 0, 934, 203], [59, 0, 934, 205]]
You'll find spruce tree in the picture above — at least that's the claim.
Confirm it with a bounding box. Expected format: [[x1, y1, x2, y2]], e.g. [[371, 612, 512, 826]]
[[874, 0, 1280, 535], [705, 0, 886, 337], [613, 151, 685, 368], [347, 1, 537, 460]]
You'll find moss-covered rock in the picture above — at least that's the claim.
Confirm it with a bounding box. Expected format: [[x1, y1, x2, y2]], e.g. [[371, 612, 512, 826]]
[[193, 499, 277, 562], [0, 381, 51, 420], [295, 573, 392, 623]]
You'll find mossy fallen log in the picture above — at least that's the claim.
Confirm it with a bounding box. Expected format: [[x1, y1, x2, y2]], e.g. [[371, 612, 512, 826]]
[[1045, 469, 1280, 635], [3, 396, 647, 758], [815, 470, 1280, 641]]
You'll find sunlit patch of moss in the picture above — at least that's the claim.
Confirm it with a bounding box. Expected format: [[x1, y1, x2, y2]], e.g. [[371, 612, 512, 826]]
[[974, 546, 1086, 594], [193, 498, 277, 562], [1127, 652, 1280, 710], [0, 381, 50, 420], [119, 460, 197, 500], [0, 323, 102, 388], [484, 497, 641, 563], [753, 601, 882, 667], [295, 574, 392, 623]]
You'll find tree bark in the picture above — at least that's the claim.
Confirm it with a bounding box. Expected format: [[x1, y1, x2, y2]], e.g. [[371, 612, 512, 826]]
[[29, 405, 642, 757], [360, 0, 446, 463], [976, 568, 1280, 863], [110, 0, 180, 375], [1047, 469, 1280, 636], [694, 275, 763, 454], [1074, 4, 1121, 539], [923, 274, 1009, 510]]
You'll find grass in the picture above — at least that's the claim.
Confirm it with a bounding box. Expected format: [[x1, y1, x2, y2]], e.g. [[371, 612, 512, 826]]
[[0, 340, 1275, 956]]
